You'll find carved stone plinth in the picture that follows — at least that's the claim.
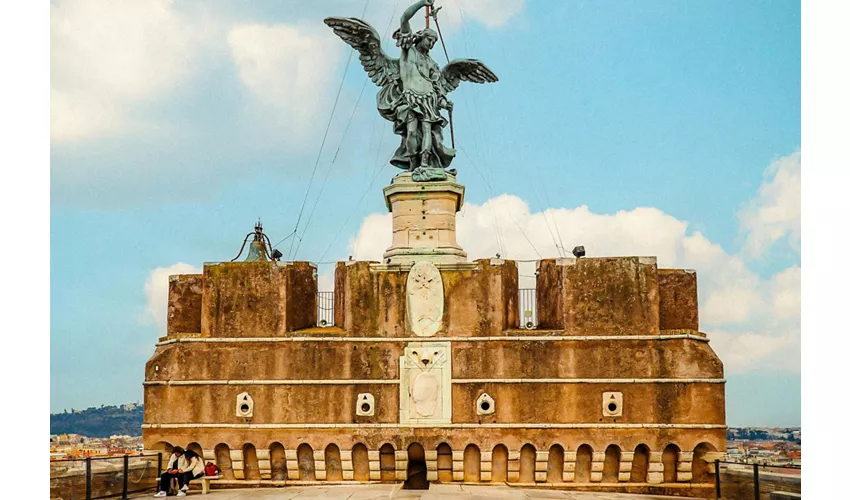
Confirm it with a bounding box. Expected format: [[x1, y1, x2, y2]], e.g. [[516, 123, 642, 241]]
[[382, 171, 467, 265]]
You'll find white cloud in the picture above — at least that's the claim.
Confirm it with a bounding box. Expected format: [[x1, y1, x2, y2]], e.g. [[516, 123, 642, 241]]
[[318, 266, 336, 292], [346, 153, 801, 374], [341, 0, 526, 36], [51, 0, 195, 142], [770, 266, 801, 320], [739, 151, 801, 257], [144, 262, 201, 335], [227, 23, 344, 138], [451, 0, 526, 29], [711, 330, 800, 374]]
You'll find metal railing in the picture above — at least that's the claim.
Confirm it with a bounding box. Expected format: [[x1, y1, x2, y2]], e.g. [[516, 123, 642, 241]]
[[518, 288, 537, 329], [317, 291, 334, 327], [715, 460, 801, 499], [50, 453, 162, 500]]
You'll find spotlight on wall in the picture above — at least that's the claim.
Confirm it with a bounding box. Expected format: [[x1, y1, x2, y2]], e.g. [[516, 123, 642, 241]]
[[271, 249, 283, 261], [572, 246, 586, 258]]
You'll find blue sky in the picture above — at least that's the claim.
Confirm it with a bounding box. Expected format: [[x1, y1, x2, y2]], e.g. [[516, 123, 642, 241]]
[[50, 0, 800, 426]]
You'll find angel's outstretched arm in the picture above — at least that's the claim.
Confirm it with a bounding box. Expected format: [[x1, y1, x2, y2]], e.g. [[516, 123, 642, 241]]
[[400, 0, 433, 34]]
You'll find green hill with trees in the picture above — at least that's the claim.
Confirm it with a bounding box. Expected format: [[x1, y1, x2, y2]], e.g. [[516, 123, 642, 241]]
[[51, 404, 144, 437]]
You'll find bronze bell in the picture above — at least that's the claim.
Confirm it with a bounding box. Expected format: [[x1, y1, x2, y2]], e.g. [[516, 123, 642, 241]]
[[231, 219, 281, 262], [245, 238, 268, 262], [245, 221, 268, 262]]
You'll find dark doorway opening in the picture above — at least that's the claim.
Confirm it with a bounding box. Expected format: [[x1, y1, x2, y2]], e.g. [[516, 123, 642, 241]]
[[403, 443, 429, 490]]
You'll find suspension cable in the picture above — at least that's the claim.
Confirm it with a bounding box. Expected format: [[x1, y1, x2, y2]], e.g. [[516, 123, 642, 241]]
[[287, 0, 370, 258], [293, 79, 368, 259], [319, 154, 392, 262], [459, 147, 541, 259]]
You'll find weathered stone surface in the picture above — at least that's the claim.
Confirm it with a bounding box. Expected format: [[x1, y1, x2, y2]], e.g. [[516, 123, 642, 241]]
[[658, 269, 699, 331], [383, 172, 467, 264], [537, 257, 660, 335], [167, 274, 203, 335], [451, 338, 723, 380], [145, 341, 403, 382], [143, 426, 726, 467], [201, 261, 317, 337], [147, 248, 723, 498], [145, 383, 400, 424], [451, 383, 725, 425], [334, 259, 518, 337]]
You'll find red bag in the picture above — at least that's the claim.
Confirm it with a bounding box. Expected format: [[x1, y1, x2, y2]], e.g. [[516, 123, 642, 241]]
[[205, 462, 220, 476]]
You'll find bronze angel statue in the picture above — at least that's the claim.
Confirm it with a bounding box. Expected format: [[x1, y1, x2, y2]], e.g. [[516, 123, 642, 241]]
[[325, 0, 498, 182]]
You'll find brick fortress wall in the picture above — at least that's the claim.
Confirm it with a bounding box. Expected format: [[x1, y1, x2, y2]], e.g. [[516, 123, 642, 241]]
[[143, 256, 725, 497]]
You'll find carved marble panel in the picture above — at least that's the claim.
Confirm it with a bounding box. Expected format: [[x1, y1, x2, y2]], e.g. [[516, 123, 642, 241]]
[[406, 261, 444, 337], [399, 342, 452, 424]]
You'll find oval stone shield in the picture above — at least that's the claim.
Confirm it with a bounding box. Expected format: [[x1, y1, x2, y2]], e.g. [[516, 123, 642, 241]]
[[406, 261, 444, 337]]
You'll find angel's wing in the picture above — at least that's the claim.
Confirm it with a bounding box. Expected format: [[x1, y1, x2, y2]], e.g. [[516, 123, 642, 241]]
[[440, 59, 499, 94], [324, 17, 399, 87]]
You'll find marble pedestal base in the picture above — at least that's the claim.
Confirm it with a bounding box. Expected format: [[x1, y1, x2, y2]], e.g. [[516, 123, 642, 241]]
[[382, 172, 467, 265]]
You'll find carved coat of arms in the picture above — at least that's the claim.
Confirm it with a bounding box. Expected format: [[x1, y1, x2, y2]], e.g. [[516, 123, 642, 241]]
[[406, 261, 444, 337], [400, 342, 452, 424]]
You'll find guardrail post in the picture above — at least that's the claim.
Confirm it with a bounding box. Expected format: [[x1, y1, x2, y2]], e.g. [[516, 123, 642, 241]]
[[714, 460, 721, 499], [752, 463, 759, 499], [122, 455, 129, 499], [85, 457, 92, 500]]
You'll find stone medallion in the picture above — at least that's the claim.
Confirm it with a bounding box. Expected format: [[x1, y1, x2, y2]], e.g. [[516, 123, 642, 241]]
[[406, 261, 444, 337]]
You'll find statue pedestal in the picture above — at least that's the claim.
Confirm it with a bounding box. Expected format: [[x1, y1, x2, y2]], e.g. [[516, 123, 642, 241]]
[[382, 171, 467, 265]]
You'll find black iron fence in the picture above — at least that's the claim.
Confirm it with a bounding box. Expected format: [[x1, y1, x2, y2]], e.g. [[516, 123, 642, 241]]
[[50, 454, 162, 500], [715, 460, 801, 499], [518, 288, 537, 329], [317, 291, 334, 327]]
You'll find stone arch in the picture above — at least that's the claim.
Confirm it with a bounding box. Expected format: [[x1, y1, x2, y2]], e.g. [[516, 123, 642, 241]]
[[379, 443, 396, 481], [575, 444, 593, 483], [519, 444, 536, 483], [269, 442, 287, 481], [437, 443, 453, 482], [463, 444, 481, 482], [602, 444, 621, 483], [325, 444, 343, 481], [152, 441, 174, 473], [491, 444, 508, 483], [297, 443, 316, 481], [186, 442, 203, 459], [242, 443, 260, 480], [352, 443, 370, 481], [404, 442, 428, 490], [547, 444, 564, 483], [214, 443, 234, 480], [662, 444, 681, 483], [630, 444, 650, 483], [692, 442, 718, 483]]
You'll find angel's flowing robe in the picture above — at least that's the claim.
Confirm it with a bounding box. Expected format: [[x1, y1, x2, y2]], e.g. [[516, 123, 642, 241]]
[[379, 31, 456, 173]]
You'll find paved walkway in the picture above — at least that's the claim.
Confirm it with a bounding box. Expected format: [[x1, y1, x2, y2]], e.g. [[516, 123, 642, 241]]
[[141, 484, 697, 499]]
